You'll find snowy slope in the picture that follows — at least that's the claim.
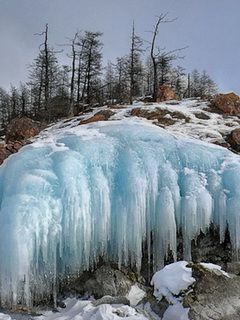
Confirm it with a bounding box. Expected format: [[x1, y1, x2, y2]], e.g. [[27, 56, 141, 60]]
[[87, 99, 240, 145]]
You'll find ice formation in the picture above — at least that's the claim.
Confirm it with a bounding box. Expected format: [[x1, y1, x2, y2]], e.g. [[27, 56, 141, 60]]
[[1, 118, 240, 306]]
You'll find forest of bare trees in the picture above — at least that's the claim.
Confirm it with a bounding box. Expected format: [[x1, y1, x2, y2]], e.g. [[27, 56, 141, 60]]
[[0, 18, 218, 128]]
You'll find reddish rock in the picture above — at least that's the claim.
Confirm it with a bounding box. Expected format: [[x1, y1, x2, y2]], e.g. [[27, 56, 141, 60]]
[[0, 117, 40, 165], [0, 144, 11, 165], [156, 85, 177, 102], [5, 141, 25, 153], [231, 128, 240, 145], [80, 110, 115, 125], [212, 93, 240, 115], [5, 117, 40, 144]]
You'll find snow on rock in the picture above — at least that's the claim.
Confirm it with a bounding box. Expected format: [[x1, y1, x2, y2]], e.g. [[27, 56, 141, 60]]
[[200, 263, 230, 277], [151, 262, 195, 303], [162, 303, 190, 320], [35, 298, 147, 320], [126, 284, 146, 307], [110, 99, 240, 145], [1, 113, 240, 307]]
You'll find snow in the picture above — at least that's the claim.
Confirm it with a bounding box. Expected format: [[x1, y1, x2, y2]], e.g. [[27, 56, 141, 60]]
[[162, 303, 190, 320], [1, 100, 240, 307], [109, 99, 240, 145], [151, 261, 195, 303], [200, 263, 230, 277], [126, 285, 146, 307], [35, 298, 148, 320], [0, 298, 148, 320], [0, 314, 11, 320], [151, 262, 194, 320]]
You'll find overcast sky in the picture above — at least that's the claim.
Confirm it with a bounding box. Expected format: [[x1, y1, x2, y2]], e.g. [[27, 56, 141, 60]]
[[0, 0, 239, 93]]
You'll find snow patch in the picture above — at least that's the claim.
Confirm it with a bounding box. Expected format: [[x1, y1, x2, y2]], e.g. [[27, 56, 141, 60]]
[[127, 284, 146, 307], [151, 261, 195, 303], [36, 298, 148, 320], [200, 263, 230, 277], [162, 302, 190, 320]]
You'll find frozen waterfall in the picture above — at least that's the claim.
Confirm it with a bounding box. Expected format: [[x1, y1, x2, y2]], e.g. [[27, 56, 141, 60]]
[[0, 118, 240, 307]]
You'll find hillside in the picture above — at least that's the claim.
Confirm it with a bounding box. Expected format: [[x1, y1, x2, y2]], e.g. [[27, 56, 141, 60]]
[[1, 98, 240, 319]]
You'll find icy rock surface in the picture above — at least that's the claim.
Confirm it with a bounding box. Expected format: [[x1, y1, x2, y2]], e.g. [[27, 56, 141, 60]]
[[1, 118, 240, 306]]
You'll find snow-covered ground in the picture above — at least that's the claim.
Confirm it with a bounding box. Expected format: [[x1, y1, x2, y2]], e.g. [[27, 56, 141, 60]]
[[130, 99, 240, 144], [36, 98, 240, 147]]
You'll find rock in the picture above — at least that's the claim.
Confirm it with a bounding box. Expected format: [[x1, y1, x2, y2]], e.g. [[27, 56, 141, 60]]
[[212, 92, 240, 115], [130, 107, 190, 126], [184, 264, 240, 320], [228, 128, 240, 152], [67, 265, 133, 299], [212, 140, 231, 149], [226, 262, 240, 275], [193, 112, 210, 120], [93, 296, 130, 307], [6, 141, 25, 153], [0, 144, 11, 165], [80, 110, 115, 125], [189, 227, 232, 266], [5, 117, 40, 144], [140, 295, 169, 318], [0, 117, 40, 166], [156, 85, 177, 102]]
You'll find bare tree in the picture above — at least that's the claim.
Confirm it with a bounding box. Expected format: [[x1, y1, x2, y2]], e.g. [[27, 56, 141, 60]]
[[19, 82, 29, 116], [150, 14, 183, 101], [69, 33, 78, 116], [129, 22, 143, 104], [150, 15, 167, 101], [80, 31, 103, 105], [76, 35, 87, 108]]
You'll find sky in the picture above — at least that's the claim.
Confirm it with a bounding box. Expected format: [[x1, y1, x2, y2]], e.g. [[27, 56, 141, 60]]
[[0, 0, 239, 94]]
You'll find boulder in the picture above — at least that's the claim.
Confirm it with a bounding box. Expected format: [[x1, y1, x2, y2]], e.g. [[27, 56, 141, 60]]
[[228, 128, 240, 152], [0, 144, 11, 165], [212, 92, 240, 115], [184, 264, 240, 320], [67, 265, 134, 299], [5, 117, 40, 144], [0, 117, 40, 166], [80, 109, 115, 125], [156, 85, 177, 102]]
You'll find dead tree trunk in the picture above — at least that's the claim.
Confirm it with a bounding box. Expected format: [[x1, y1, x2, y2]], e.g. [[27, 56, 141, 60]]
[[44, 24, 49, 112], [69, 33, 78, 117]]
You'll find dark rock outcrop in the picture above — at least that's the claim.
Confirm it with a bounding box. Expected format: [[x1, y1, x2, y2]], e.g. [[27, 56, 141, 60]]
[[228, 127, 240, 152], [66, 265, 135, 298], [184, 264, 240, 320]]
